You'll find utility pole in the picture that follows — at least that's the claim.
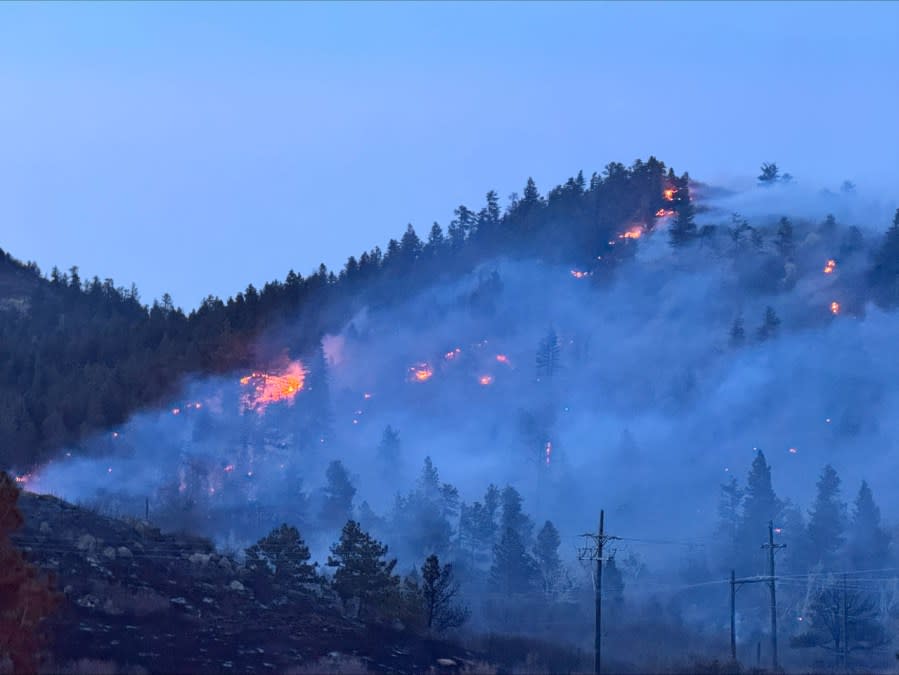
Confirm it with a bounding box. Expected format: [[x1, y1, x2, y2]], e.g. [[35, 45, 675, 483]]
[[578, 509, 619, 675], [730, 570, 736, 661], [842, 572, 849, 671], [761, 521, 786, 670], [730, 569, 768, 665]]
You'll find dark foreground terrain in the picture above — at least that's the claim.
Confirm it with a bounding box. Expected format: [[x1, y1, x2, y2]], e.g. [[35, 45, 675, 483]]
[[15, 492, 482, 675]]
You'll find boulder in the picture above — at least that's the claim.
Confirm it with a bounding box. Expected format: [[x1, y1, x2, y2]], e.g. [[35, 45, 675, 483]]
[[76, 534, 96, 552], [229, 580, 245, 592]]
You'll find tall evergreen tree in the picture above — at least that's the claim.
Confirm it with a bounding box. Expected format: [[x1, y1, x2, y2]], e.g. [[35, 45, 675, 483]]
[[716, 476, 744, 569], [535, 328, 561, 380], [775, 217, 795, 260], [489, 526, 538, 596], [319, 460, 356, 530], [533, 520, 562, 596], [376, 425, 401, 470], [806, 464, 846, 566], [848, 480, 890, 569], [327, 520, 398, 618], [669, 173, 697, 247], [245, 524, 318, 600], [419, 554, 469, 632], [868, 209, 899, 307], [729, 315, 746, 347], [756, 306, 781, 341], [738, 450, 783, 570]]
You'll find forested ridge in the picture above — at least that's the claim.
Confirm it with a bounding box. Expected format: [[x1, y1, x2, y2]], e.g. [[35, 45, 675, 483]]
[[3, 157, 899, 472]]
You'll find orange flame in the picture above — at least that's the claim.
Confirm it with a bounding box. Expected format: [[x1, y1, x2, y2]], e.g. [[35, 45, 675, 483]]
[[495, 354, 510, 365], [14, 473, 31, 485], [618, 226, 643, 240], [444, 347, 462, 361], [240, 360, 306, 413], [655, 208, 675, 217], [570, 269, 591, 279], [663, 188, 676, 201], [823, 259, 836, 275], [830, 301, 841, 315], [478, 375, 494, 386], [409, 363, 433, 383]]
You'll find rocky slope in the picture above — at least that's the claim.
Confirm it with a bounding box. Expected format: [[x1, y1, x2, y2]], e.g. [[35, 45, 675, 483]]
[[15, 492, 477, 674]]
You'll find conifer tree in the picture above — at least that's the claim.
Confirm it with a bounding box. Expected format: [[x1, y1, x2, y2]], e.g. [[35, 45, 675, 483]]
[[419, 554, 469, 632], [806, 464, 846, 566], [245, 524, 318, 600], [327, 520, 398, 618], [848, 480, 890, 569], [536, 328, 561, 380], [489, 526, 537, 596], [669, 173, 697, 247], [738, 450, 783, 566], [533, 520, 562, 596], [319, 460, 356, 530]]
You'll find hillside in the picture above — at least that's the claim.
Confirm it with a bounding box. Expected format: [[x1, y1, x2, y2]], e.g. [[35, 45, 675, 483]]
[[0, 158, 684, 471], [14, 490, 482, 675]]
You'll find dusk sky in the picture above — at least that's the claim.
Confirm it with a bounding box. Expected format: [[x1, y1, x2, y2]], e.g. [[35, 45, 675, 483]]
[[2, 1, 897, 307]]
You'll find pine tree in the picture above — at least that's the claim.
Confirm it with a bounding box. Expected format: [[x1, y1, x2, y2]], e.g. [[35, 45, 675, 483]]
[[848, 481, 890, 569], [806, 464, 846, 566], [868, 209, 899, 306], [0, 472, 60, 673], [419, 554, 469, 632], [775, 217, 795, 260], [376, 425, 401, 470], [668, 174, 697, 247], [327, 520, 398, 618], [319, 460, 356, 530], [533, 521, 562, 595], [758, 162, 780, 185], [535, 328, 561, 380], [499, 486, 533, 544], [392, 457, 458, 558], [729, 315, 746, 347], [245, 524, 318, 600], [489, 526, 537, 596], [738, 450, 783, 568], [756, 306, 781, 341], [716, 476, 744, 568]]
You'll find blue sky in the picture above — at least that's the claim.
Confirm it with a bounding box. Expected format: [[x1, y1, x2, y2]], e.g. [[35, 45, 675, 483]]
[[1, 1, 897, 307]]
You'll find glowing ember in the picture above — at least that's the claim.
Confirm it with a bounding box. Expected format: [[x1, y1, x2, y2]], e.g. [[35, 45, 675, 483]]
[[545, 441, 552, 466], [478, 375, 494, 386], [363, 392, 372, 400], [444, 348, 462, 361], [171, 408, 181, 415], [655, 208, 675, 217], [409, 363, 433, 383], [823, 259, 837, 274], [618, 226, 643, 240], [663, 188, 676, 201], [14, 474, 31, 484], [240, 360, 306, 413], [570, 269, 591, 279], [496, 354, 510, 365], [830, 301, 841, 315], [788, 447, 798, 454], [223, 464, 234, 473]]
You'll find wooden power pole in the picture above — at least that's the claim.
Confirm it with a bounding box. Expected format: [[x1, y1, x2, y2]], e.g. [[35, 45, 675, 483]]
[[761, 521, 786, 670], [578, 510, 619, 675]]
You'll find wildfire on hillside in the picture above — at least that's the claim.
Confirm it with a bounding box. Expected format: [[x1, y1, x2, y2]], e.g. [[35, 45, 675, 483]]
[[823, 259, 837, 275], [409, 363, 433, 383], [240, 360, 306, 413], [618, 226, 643, 240]]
